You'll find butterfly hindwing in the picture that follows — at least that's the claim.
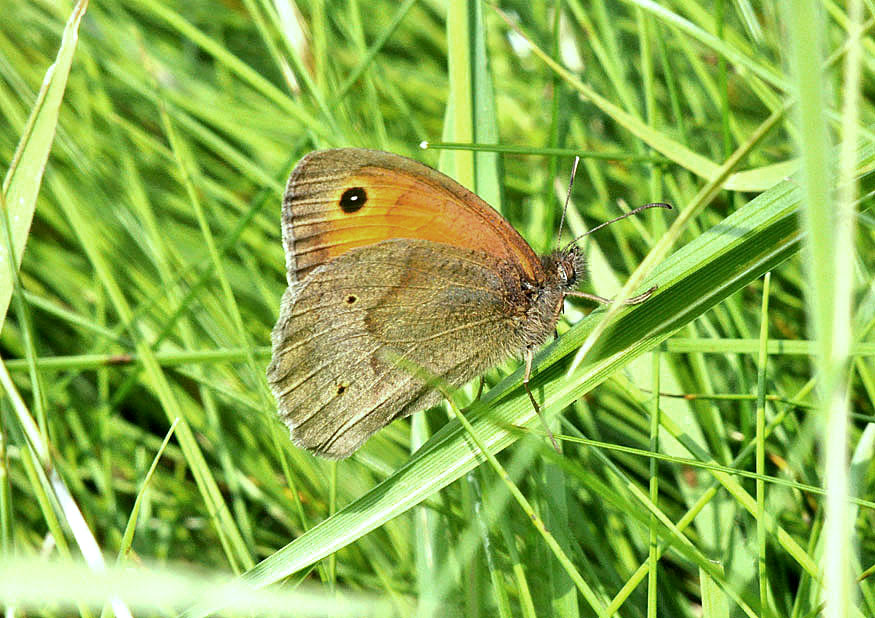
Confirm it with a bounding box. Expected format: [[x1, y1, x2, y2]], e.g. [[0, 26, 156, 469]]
[[267, 239, 527, 458]]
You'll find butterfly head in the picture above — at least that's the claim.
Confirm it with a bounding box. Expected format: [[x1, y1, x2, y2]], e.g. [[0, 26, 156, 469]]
[[544, 245, 587, 293]]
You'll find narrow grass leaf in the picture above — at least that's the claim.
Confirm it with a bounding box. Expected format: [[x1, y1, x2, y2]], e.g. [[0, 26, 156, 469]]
[[0, 0, 87, 326]]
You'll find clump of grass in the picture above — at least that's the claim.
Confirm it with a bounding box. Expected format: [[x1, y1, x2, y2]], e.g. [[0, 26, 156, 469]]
[[0, 1, 873, 616]]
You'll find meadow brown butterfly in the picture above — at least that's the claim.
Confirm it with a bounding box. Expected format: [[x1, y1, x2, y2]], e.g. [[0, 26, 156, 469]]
[[267, 148, 665, 458]]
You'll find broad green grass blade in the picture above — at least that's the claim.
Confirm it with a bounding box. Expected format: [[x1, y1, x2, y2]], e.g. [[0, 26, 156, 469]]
[[0, 0, 87, 326], [0, 556, 389, 616], [788, 0, 863, 616]]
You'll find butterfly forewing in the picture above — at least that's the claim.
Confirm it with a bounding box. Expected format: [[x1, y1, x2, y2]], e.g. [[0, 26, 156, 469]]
[[282, 149, 544, 283]]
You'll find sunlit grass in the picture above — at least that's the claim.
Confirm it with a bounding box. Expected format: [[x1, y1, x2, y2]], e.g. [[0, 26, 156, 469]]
[[1, 1, 873, 616]]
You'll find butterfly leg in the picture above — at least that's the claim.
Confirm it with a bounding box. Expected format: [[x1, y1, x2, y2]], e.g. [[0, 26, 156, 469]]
[[475, 376, 485, 401], [566, 285, 657, 306], [523, 347, 561, 453]]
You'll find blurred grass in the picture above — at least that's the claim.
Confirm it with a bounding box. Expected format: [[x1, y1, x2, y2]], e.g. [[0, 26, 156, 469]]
[[1, 1, 874, 617]]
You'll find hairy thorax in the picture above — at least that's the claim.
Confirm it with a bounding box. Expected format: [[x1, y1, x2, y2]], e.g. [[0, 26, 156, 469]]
[[506, 246, 587, 352]]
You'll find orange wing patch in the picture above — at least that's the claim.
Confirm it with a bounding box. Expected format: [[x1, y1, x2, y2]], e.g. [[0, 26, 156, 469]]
[[283, 150, 544, 283]]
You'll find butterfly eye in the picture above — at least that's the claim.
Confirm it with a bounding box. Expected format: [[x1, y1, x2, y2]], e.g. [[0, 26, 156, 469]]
[[557, 262, 569, 284], [339, 187, 367, 213]]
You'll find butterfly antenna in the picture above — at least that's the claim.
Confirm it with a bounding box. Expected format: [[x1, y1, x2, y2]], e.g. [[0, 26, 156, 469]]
[[555, 156, 581, 247], [563, 202, 672, 251]]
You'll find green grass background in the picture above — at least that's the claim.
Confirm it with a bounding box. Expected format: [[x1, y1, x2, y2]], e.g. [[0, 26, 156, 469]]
[[1, 0, 874, 616]]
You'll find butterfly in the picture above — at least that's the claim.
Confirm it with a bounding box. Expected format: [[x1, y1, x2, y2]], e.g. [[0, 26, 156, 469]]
[[267, 148, 664, 457]]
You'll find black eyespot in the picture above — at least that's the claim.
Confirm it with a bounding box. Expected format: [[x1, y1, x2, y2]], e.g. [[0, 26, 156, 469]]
[[345, 295, 358, 305], [339, 187, 367, 213], [336, 384, 347, 395]]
